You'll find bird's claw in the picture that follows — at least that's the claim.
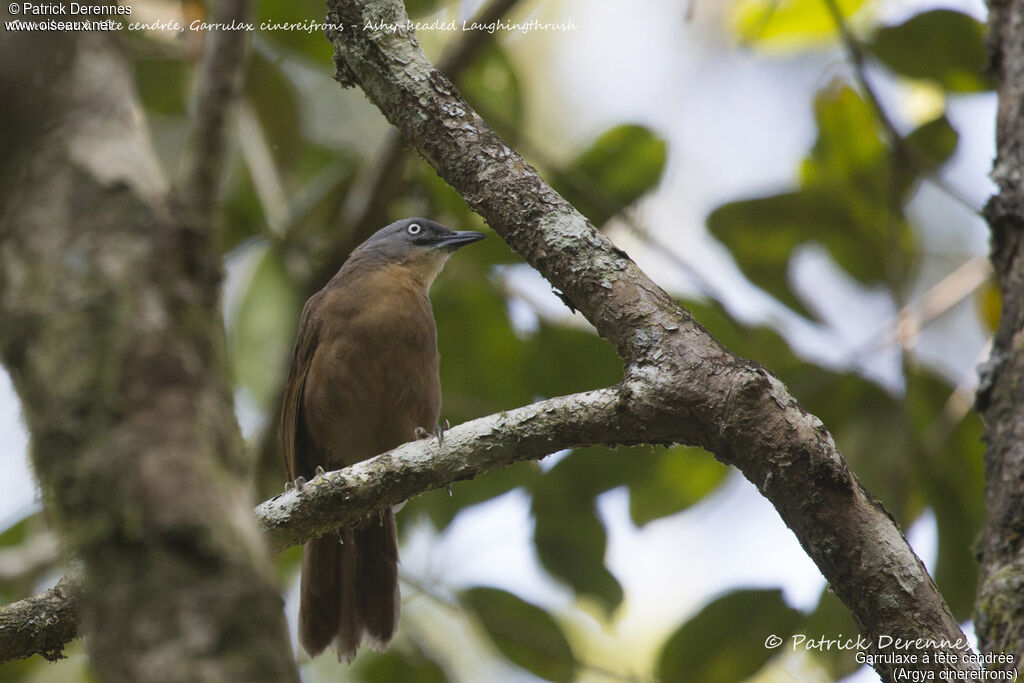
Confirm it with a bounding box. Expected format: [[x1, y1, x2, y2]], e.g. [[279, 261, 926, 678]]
[[285, 469, 322, 493], [415, 421, 450, 445]]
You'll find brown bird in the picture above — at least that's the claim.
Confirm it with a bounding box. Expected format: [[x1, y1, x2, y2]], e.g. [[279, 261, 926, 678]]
[[281, 217, 484, 662]]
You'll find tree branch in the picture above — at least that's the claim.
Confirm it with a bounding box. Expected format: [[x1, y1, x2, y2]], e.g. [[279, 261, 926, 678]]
[[256, 389, 626, 549], [320, 1, 977, 679], [2, 388, 624, 662], [975, 0, 1024, 670], [0, 577, 80, 663], [175, 0, 252, 218]]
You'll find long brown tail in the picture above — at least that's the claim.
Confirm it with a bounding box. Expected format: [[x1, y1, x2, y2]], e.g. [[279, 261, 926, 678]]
[[298, 511, 400, 663]]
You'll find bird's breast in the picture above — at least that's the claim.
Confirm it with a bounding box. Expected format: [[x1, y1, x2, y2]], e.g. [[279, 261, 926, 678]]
[[303, 283, 442, 464]]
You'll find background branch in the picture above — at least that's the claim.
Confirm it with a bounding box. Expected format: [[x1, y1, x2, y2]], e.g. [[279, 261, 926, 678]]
[[975, 0, 1024, 668], [175, 0, 252, 218], [0, 577, 79, 663]]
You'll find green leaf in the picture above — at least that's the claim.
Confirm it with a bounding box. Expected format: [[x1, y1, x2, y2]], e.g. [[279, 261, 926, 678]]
[[976, 278, 1001, 332], [257, 0, 334, 64], [244, 52, 302, 174], [628, 446, 729, 526], [460, 43, 524, 140], [531, 450, 624, 611], [532, 493, 622, 613], [523, 324, 624, 400], [405, 0, 441, 18], [657, 589, 800, 683], [904, 115, 959, 173], [359, 649, 449, 683], [434, 275, 532, 418], [802, 85, 889, 199], [413, 159, 479, 231], [221, 163, 266, 253], [867, 10, 992, 93], [463, 587, 576, 683], [680, 298, 923, 521], [0, 510, 35, 548], [229, 245, 302, 406], [707, 190, 868, 317], [905, 369, 984, 619], [799, 590, 861, 679], [134, 58, 189, 116], [731, 0, 870, 48], [710, 86, 921, 316], [556, 124, 668, 227]]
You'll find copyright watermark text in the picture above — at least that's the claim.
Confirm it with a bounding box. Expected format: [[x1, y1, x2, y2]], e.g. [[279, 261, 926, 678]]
[[762, 634, 1018, 680]]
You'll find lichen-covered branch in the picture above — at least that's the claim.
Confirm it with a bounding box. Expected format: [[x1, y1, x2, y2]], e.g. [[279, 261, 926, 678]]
[[256, 388, 626, 549], [0, 577, 80, 663], [321, 1, 977, 678], [975, 0, 1024, 669]]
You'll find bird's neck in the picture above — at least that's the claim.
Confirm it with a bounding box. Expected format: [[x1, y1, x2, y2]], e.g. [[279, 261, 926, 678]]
[[341, 251, 450, 294]]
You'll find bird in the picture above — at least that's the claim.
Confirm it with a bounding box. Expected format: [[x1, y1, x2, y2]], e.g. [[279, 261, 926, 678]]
[[281, 217, 485, 662]]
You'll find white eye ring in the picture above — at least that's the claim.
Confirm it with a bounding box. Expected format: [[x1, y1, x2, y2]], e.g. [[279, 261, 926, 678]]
[[407, 223, 422, 235]]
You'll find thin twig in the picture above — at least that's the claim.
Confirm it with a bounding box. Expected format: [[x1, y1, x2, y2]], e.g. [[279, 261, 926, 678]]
[[820, 0, 981, 217], [175, 0, 253, 218]]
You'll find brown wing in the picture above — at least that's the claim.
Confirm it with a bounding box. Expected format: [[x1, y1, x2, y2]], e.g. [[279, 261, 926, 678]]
[[281, 292, 323, 481]]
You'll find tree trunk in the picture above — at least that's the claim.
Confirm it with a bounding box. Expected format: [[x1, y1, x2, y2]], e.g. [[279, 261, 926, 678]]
[[975, 0, 1024, 670], [0, 22, 299, 683]]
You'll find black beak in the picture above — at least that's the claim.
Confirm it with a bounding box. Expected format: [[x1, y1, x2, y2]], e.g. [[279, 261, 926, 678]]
[[432, 230, 486, 249]]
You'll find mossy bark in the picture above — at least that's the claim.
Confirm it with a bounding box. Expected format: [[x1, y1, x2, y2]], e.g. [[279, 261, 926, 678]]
[[0, 23, 298, 683], [976, 0, 1024, 670]]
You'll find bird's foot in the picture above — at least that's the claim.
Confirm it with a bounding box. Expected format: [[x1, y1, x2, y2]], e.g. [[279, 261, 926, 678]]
[[415, 421, 450, 445], [284, 475, 307, 492]]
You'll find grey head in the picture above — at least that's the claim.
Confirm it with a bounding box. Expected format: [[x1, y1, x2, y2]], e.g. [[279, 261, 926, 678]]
[[337, 218, 486, 289], [353, 217, 486, 263]]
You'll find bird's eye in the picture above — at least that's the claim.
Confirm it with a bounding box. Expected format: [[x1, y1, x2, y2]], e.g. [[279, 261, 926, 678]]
[[406, 223, 422, 235]]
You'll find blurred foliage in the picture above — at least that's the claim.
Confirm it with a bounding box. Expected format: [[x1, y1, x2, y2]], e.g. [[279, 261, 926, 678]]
[[229, 245, 301, 407], [657, 589, 800, 682], [463, 587, 577, 682], [709, 83, 959, 317], [731, 0, 869, 48], [1, 0, 995, 681], [977, 278, 1002, 332], [866, 10, 992, 93], [355, 648, 450, 683], [554, 124, 668, 228], [460, 43, 525, 141]]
